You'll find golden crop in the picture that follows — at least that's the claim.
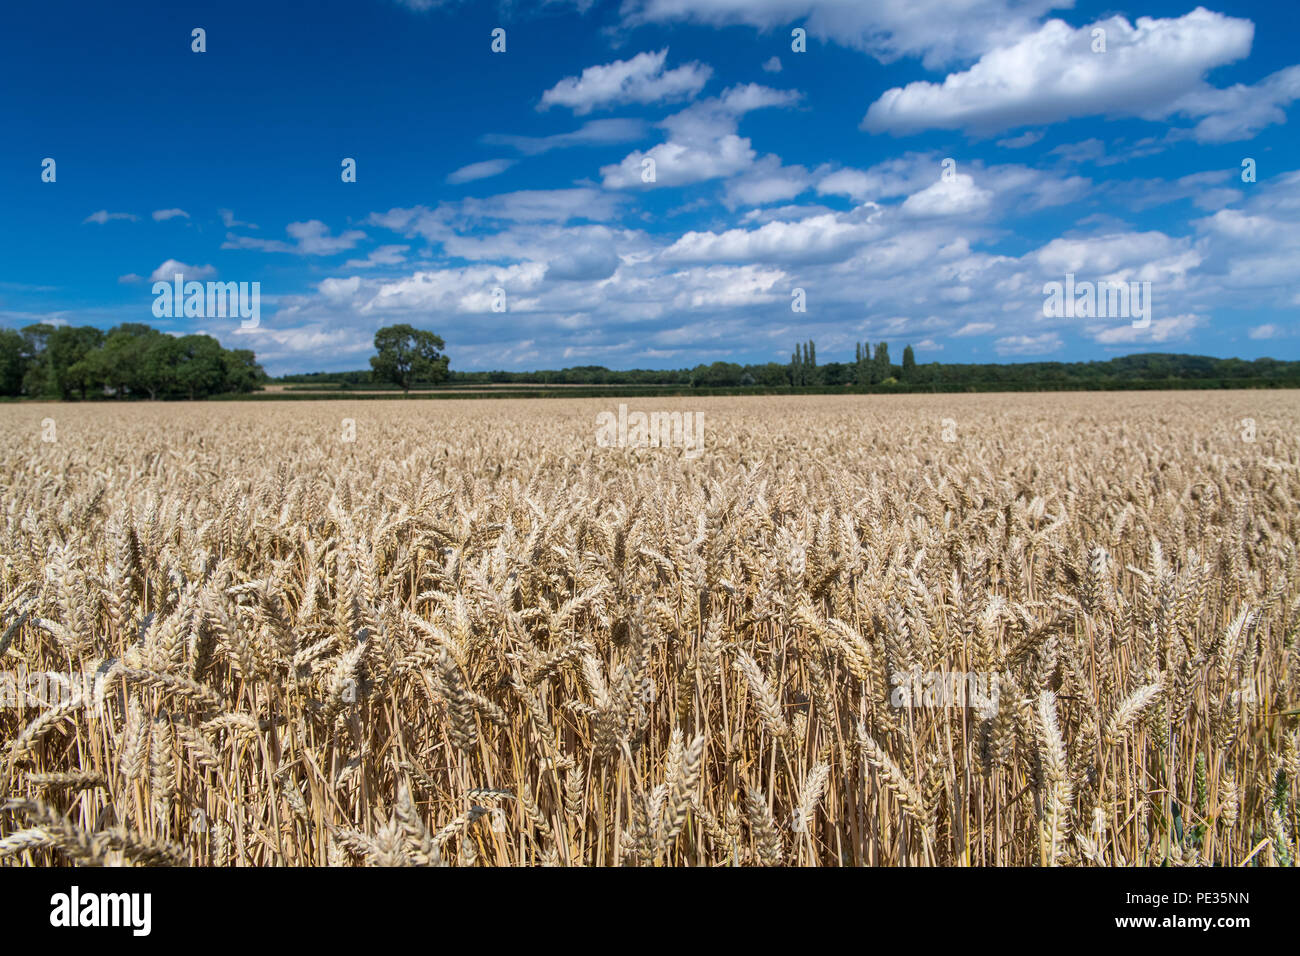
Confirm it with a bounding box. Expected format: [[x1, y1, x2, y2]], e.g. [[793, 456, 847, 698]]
[[1, 392, 1297, 866]]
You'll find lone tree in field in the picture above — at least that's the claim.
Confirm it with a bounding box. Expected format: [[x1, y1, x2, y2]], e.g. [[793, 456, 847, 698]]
[[370, 324, 449, 393]]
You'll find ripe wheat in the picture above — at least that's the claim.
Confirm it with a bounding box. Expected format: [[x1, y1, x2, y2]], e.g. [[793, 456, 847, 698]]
[[0, 392, 1297, 866]]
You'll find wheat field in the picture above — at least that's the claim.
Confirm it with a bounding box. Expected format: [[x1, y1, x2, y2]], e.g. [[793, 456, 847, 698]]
[[0, 392, 1297, 866]]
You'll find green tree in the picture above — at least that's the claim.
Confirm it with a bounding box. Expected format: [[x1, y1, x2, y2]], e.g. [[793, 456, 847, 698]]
[[370, 324, 449, 393], [172, 335, 228, 399], [20, 324, 58, 397], [902, 344, 916, 381], [221, 348, 265, 393], [819, 361, 849, 386], [98, 324, 168, 398], [873, 342, 890, 384], [50, 326, 106, 399], [0, 329, 26, 396], [691, 361, 744, 387], [757, 362, 789, 387], [139, 335, 182, 399], [854, 341, 871, 386]]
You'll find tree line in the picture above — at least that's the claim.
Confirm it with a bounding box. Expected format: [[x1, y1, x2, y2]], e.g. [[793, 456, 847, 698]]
[[35, 319, 1286, 396], [417, 344, 1298, 390], [0, 323, 265, 400]]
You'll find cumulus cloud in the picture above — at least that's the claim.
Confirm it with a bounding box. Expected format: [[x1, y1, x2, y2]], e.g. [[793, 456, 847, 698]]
[[818, 155, 1087, 217], [1034, 232, 1200, 279], [863, 10, 1257, 136], [601, 84, 800, 189], [900, 174, 994, 218], [149, 259, 216, 281], [539, 49, 711, 114], [203, 162, 1300, 373], [617, 0, 1064, 69], [545, 245, 623, 281], [662, 210, 880, 264], [816, 155, 945, 202], [722, 155, 813, 208]]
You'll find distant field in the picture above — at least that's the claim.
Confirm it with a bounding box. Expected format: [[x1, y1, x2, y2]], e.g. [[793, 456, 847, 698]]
[[266, 382, 661, 393], [1, 392, 1297, 866]]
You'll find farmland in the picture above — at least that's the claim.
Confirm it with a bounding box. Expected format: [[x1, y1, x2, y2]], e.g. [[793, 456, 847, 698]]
[[1, 392, 1297, 866]]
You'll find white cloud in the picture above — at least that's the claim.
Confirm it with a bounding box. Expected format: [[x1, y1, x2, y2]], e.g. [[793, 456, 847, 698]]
[[343, 245, 411, 270], [152, 208, 190, 221], [668, 265, 787, 308], [215, 159, 1300, 373], [228, 323, 374, 369], [863, 10, 1257, 136], [995, 332, 1062, 355], [83, 210, 136, 224], [602, 135, 757, 188], [816, 168, 876, 202], [601, 84, 800, 189], [1034, 232, 1199, 279], [219, 209, 257, 229], [1249, 323, 1279, 339], [319, 277, 362, 300], [723, 155, 813, 208], [997, 130, 1043, 149], [818, 156, 1083, 216], [149, 259, 217, 281], [1170, 65, 1300, 143], [371, 190, 625, 249], [539, 48, 711, 114], [1089, 313, 1205, 344], [482, 118, 649, 155], [545, 244, 622, 281], [662, 210, 879, 264], [446, 159, 516, 184], [816, 156, 941, 202], [617, 0, 1064, 69], [900, 174, 994, 218], [741, 203, 838, 225], [223, 220, 366, 255], [762, 56, 782, 73]]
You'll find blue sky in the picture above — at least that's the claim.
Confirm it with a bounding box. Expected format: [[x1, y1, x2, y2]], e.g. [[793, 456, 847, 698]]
[[3, 0, 1299, 374]]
